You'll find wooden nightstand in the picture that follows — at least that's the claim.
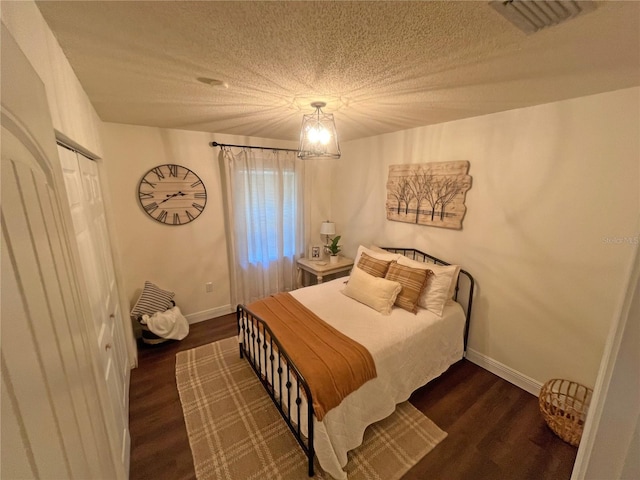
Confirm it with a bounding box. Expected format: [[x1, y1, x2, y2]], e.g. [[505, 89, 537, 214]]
[[296, 256, 354, 287]]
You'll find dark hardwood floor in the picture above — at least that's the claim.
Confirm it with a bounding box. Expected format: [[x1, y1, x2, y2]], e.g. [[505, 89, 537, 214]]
[[129, 314, 577, 480]]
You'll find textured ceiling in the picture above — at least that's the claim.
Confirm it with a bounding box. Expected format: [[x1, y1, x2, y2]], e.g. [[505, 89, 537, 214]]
[[36, 1, 640, 143]]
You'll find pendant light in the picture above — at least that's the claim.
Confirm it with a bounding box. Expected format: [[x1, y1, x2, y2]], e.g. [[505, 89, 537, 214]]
[[298, 101, 341, 159]]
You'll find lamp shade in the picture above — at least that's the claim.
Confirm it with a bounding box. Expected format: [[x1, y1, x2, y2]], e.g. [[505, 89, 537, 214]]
[[298, 102, 341, 159], [320, 221, 336, 236]]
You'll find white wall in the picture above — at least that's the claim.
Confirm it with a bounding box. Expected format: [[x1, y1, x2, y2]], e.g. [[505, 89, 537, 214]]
[[327, 87, 639, 390]]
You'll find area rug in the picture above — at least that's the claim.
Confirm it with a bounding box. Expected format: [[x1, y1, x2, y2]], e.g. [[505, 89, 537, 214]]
[[176, 337, 446, 479]]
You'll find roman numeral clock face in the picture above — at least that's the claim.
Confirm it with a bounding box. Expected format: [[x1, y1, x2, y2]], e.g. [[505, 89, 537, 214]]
[[137, 164, 207, 225]]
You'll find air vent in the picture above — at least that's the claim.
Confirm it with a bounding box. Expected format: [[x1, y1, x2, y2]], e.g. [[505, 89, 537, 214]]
[[489, 0, 596, 34]]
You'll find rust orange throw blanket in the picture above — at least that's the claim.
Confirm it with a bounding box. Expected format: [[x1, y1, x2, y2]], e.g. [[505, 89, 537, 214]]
[[246, 292, 377, 420]]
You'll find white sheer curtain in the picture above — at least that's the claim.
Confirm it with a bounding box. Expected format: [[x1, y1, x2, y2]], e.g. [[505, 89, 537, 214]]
[[220, 147, 305, 305]]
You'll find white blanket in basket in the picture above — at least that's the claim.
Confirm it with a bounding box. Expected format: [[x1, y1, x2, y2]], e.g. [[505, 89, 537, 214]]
[[141, 306, 189, 340]]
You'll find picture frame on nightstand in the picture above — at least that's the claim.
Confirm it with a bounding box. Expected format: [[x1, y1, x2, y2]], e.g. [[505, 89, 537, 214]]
[[309, 245, 322, 260]]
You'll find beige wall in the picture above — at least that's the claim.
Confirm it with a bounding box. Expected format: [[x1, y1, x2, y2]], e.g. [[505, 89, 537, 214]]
[[327, 87, 639, 390], [101, 88, 638, 390], [1, 0, 103, 156], [99, 125, 303, 322]]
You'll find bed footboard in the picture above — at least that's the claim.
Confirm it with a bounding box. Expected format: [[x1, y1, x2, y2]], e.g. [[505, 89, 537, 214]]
[[236, 305, 315, 477]]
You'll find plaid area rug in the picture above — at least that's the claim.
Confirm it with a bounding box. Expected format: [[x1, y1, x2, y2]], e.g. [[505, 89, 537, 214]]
[[176, 337, 446, 480]]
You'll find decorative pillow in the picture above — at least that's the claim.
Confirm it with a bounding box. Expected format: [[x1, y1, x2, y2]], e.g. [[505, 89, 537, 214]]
[[342, 266, 402, 315], [357, 252, 392, 278], [384, 262, 433, 313], [353, 245, 401, 268], [130, 281, 175, 318], [396, 256, 460, 316]]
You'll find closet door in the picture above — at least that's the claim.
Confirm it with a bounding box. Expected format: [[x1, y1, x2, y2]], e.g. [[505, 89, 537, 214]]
[[1, 24, 121, 479], [58, 145, 130, 471]]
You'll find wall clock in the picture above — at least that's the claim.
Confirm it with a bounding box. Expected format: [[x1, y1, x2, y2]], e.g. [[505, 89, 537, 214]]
[[137, 164, 207, 225]]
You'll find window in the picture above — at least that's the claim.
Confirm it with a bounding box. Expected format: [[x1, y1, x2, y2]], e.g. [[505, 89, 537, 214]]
[[237, 168, 298, 267]]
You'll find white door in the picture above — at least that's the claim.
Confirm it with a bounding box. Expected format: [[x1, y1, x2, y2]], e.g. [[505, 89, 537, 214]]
[[1, 23, 123, 479], [58, 145, 131, 469]]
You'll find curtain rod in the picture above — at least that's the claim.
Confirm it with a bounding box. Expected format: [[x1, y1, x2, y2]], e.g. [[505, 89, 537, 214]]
[[209, 141, 299, 153]]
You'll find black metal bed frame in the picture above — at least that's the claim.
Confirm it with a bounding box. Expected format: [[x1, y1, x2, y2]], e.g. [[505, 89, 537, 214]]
[[236, 248, 474, 477], [236, 304, 316, 476]]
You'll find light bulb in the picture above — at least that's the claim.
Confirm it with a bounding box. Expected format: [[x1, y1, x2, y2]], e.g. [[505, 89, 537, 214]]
[[307, 127, 321, 144], [307, 126, 331, 145], [318, 128, 331, 145]]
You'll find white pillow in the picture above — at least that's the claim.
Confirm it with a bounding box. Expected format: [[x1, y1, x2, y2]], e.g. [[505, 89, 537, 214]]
[[353, 245, 401, 267], [396, 256, 460, 316], [368, 244, 390, 254], [342, 266, 402, 315]]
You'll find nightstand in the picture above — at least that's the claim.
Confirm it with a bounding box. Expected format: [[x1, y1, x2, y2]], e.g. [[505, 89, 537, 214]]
[[296, 256, 354, 287]]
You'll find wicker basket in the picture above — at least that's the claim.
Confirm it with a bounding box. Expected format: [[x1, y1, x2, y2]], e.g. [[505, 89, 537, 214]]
[[539, 378, 593, 447]]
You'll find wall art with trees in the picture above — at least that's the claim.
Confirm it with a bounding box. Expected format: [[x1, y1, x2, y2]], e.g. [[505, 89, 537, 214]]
[[386, 161, 472, 230]]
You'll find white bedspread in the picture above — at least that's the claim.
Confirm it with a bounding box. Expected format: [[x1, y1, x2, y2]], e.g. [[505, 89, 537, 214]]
[[286, 276, 465, 480]]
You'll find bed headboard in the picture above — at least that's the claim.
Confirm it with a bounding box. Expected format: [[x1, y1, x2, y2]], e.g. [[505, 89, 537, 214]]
[[381, 247, 474, 350]]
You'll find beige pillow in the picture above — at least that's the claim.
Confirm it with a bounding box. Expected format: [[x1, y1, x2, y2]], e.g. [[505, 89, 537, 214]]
[[396, 256, 460, 316], [385, 262, 433, 313], [357, 252, 391, 278], [342, 266, 402, 315]]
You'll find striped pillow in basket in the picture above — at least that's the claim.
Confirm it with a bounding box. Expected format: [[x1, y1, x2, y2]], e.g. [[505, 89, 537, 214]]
[[131, 281, 175, 318]]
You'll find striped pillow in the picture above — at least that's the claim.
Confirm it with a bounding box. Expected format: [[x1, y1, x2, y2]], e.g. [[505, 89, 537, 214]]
[[385, 262, 433, 313], [357, 252, 391, 278], [131, 281, 175, 318]]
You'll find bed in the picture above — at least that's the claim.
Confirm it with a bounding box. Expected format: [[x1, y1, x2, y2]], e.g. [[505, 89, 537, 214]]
[[236, 247, 474, 479]]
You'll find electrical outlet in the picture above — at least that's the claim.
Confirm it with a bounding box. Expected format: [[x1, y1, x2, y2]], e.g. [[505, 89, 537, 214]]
[[205, 282, 213, 293]]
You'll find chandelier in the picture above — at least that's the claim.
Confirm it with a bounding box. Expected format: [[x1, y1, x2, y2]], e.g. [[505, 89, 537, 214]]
[[298, 101, 341, 159]]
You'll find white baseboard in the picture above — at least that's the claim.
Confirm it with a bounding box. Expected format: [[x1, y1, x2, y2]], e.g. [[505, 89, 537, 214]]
[[185, 304, 235, 324], [465, 348, 542, 397]]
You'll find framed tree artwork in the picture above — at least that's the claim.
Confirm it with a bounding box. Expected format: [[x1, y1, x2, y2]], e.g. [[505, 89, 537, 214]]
[[386, 161, 472, 229]]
